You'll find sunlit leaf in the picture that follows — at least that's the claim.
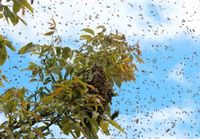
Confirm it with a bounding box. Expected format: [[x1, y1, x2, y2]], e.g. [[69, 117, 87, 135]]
[[109, 119, 124, 133], [13, 2, 20, 14], [100, 121, 109, 133], [80, 35, 93, 43], [22, 0, 34, 13], [19, 42, 34, 54], [81, 28, 95, 35]]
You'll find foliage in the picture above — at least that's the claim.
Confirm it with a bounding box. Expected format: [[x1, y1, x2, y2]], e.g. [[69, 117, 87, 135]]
[[0, 0, 33, 66], [0, 1, 143, 139]]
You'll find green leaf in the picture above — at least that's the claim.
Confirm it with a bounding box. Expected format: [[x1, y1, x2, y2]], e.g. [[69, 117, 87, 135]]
[[5, 127, 15, 139], [29, 78, 37, 83], [97, 25, 106, 32], [13, 2, 20, 14], [5, 100, 18, 114], [74, 129, 80, 137], [44, 77, 51, 84], [34, 129, 44, 138], [109, 120, 124, 133], [80, 35, 92, 43], [0, 43, 7, 66], [3, 6, 19, 25], [113, 77, 122, 88], [62, 47, 71, 59], [0, 13, 3, 19], [81, 28, 95, 35], [0, 80, 4, 87], [5, 40, 16, 51], [63, 123, 72, 135], [89, 118, 98, 134], [22, 0, 33, 13], [38, 126, 47, 131], [19, 42, 34, 54]]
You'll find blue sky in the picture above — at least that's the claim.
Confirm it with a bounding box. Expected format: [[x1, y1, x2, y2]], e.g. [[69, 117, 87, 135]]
[[1, 0, 200, 138]]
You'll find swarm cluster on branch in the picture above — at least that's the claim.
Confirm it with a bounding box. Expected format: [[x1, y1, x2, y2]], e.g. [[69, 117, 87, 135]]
[[88, 64, 114, 110]]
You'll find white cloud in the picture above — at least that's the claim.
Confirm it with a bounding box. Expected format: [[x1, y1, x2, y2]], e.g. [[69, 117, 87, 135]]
[[111, 106, 195, 139], [167, 62, 191, 87], [1, 0, 200, 49]]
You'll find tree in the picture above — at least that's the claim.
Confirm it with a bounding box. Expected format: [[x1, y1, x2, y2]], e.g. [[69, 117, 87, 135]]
[[0, 1, 143, 138]]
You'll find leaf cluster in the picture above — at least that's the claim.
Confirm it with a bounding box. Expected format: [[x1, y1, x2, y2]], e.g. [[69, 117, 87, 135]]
[[0, 26, 143, 138], [0, 0, 33, 25], [0, 0, 33, 66]]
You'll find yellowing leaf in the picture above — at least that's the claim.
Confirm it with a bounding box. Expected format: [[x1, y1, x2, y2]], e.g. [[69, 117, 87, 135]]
[[53, 87, 63, 96], [1, 75, 8, 82], [80, 35, 92, 43], [100, 121, 109, 133], [109, 120, 124, 133], [119, 64, 125, 73], [43, 31, 55, 36], [81, 28, 95, 35], [41, 95, 52, 103], [51, 18, 56, 26], [87, 84, 96, 91], [122, 57, 132, 63]]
